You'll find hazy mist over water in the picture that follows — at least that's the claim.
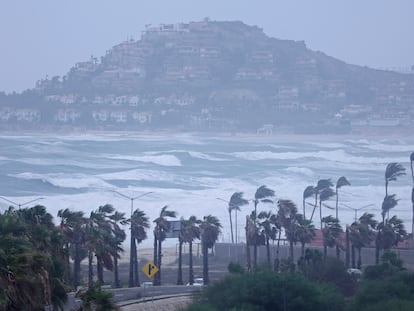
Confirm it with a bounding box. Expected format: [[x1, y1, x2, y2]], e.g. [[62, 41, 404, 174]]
[[0, 133, 412, 247]]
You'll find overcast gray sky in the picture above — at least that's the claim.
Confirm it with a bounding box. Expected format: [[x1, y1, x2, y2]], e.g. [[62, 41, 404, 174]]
[[1, 0, 413, 93]]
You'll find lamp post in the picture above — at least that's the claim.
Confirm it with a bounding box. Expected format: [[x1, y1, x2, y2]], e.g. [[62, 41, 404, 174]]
[[0, 196, 44, 209], [111, 190, 153, 288], [342, 203, 374, 222]]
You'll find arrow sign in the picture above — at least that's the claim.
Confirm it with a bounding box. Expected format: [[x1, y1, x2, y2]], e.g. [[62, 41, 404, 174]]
[[141, 261, 159, 279]]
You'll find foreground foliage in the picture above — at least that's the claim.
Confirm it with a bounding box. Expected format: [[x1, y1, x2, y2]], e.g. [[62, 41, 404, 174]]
[[185, 269, 344, 311]]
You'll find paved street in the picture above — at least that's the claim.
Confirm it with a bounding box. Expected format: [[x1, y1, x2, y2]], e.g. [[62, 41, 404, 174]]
[[120, 295, 192, 311]]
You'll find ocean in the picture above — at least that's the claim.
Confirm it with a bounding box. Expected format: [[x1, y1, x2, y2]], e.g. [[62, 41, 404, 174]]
[[0, 133, 413, 247]]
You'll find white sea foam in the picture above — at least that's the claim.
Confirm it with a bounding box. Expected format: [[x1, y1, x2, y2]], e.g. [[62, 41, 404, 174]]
[[231, 149, 408, 165], [105, 154, 182, 166], [10, 172, 112, 189], [188, 151, 228, 161], [284, 166, 315, 177]]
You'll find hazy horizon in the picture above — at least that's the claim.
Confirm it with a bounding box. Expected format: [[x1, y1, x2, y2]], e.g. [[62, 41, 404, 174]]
[[1, 0, 413, 93]]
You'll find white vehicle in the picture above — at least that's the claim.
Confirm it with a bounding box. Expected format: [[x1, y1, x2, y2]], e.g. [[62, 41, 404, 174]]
[[142, 281, 153, 287], [186, 278, 204, 286]]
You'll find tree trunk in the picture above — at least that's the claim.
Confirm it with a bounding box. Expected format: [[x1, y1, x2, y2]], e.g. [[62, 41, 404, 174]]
[[412, 187, 414, 240], [189, 241, 194, 285], [345, 227, 350, 268], [245, 216, 251, 272], [336, 245, 340, 259], [128, 235, 135, 287], [375, 233, 381, 265], [88, 251, 93, 287], [351, 244, 356, 268], [266, 237, 271, 266], [134, 242, 140, 287], [155, 238, 162, 285], [153, 232, 158, 284], [301, 242, 305, 257], [97, 256, 104, 284], [229, 210, 234, 244], [177, 240, 183, 285], [253, 230, 258, 268], [74, 243, 81, 290], [113, 249, 120, 288], [357, 247, 362, 269], [289, 241, 294, 263], [202, 242, 209, 285], [323, 245, 327, 258], [275, 230, 281, 272]]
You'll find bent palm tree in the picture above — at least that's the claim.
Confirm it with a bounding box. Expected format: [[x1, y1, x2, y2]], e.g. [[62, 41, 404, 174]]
[[277, 199, 299, 263], [303, 186, 315, 219], [385, 162, 406, 197], [321, 215, 343, 258], [130, 209, 149, 287], [200, 215, 222, 285], [258, 211, 278, 266], [349, 213, 376, 269], [319, 187, 336, 230], [310, 179, 333, 222], [57, 208, 86, 290], [153, 205, 176, 286], [228, 192, 249, 244], [109, 211, 127, 288], [296, 215, 316, 256], [335, 176, 350, 220], [252, 185, 275, 267]]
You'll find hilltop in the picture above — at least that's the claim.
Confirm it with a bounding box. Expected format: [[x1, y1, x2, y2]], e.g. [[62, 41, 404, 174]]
[[1, 19, 413, 134]]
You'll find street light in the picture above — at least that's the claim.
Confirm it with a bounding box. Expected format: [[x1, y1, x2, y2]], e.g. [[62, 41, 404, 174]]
[[0, 196, 44, 209], [341, 203, 375, 222], [111, 190, 153, 288]]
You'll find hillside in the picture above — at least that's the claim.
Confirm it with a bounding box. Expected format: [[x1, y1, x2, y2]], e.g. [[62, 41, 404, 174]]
[[1, 19, 413, 133]]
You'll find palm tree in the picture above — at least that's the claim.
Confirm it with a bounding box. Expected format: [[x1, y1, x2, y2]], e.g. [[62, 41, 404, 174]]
[[252, 185, 275, 267], [296, 215, 316, 256], [57, 208, 86, 290], [153, 205, 176, 286], [277, 199, 299, 263], [321, 215, 343, 258], [349, 213, 377, 269], [86, 205, 115, 286], [257, 211, 278, 266], [335, 176, 350, 220], [0, 208, 55, 310], [303, 186, 315, 219], [227, 192, 249, 244], [177, 217, 186, 285], [200, 215, 222, 285], [109, 211, 127, 288], [310, 179, 333, 222], [376, 215, 407, 265], [184, 216, 200, 285], [6, 206, 68, 310], [319, 187, 336, 230], [381, 194, 399, 225], [410, 152, 414, 239], [130, 209, 149, 287], [385, 162, 406, 197], [176, 216, 201, 285]]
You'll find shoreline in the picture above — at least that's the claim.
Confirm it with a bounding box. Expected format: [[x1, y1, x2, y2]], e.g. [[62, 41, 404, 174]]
[[1, 128, 413, 142]]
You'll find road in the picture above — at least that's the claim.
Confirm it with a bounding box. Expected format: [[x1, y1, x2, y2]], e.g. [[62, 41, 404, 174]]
[[64, 285, 201, 310]]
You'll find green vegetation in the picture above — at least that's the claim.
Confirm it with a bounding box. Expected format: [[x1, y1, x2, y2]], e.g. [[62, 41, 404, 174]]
[[184, 251, 414, 311]]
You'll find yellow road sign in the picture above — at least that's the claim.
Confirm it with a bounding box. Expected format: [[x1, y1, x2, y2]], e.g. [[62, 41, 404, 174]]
[[142, 261, 158, 279]]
